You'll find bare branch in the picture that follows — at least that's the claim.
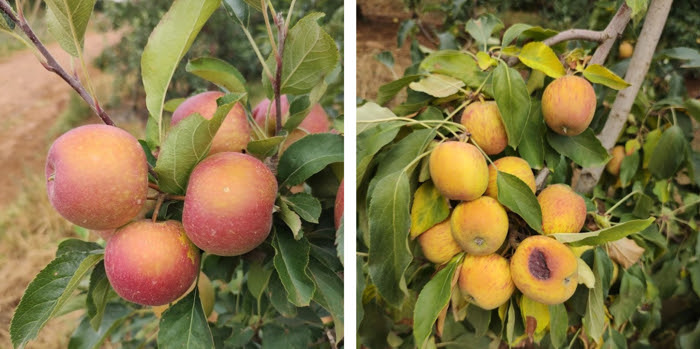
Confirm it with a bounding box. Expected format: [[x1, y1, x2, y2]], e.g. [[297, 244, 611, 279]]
[[542, 29, 607, 46], [575, 0, 673, 194], [0, 0, 115, 126], [534, 3, 632, 189]]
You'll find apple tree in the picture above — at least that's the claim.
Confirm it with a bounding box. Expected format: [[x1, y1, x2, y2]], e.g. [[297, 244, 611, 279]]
[[357, 0, 700, 347], [2, 0, 344, 347]]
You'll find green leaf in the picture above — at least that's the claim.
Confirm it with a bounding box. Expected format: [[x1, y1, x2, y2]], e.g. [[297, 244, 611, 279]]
[[272, 229, 315, 306], [309, 260, 345, 341], [619, 150, 640, 187], [375, 50, 395, 69], [277, 133, 343, 187], [186, 57, 247, 95], [221, 0, 249, 26], [493, 62, 531, 149], [518, 101, 546, 169], [625, 0, 648, 25], [409, 74, 465, 98], [465, 14, 504, 49], [336, 218, 344, 265], [413, 256, 460, 348], [158, 287, 214, 349], [284, 84, 327, 133], [549, 304, 568, 348], [648, 125, 688, 179], [68, 304, 131, 349], [45, 0, 97, 57], [1, 6, 15, 30], [502, 23, 532, 46], [86, 262, 110, 330], [246, 136, 284, 159], [552, 217, 655, 247], [410, 181, 450, 239], [276, 13, 339, 95], [369, 129, 436, 195], [10, 246, 103, 349], [163, 98, 186, 113], [419, 50, 487, 89], [141, 0, 220, 148], [547, 129, 610, 168], [267, 274, 297, 317], [154, 93, 243, 194], [518, 42, 566, 78], [610, 270, 644, 327], [357, 122, 403, 186], [247, 262, 273, 302], [583, 249, 607, 344], [684, 98, 700, 123], [583, 64, 630, 90], [278, 200, 302, 239], [497, 172, 543, 233], [357, 102, 400, 135], [282, 193, 322, 224], [368, 171, 412, 307], [377, 75, 421, 105]]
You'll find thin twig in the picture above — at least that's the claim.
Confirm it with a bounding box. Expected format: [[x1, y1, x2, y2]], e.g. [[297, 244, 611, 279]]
[[0, 0, 115, 126], [273, 13, 286, 137]]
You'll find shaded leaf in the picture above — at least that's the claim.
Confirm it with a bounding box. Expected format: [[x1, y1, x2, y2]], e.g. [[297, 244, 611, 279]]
[[465, 14, 504, 49], [377, 75, 422, 105], [493, 62, 531, 149], [86, 262, 110, 330], [309, 260, 344, 341], [247, 262, 273, 301], [549, 304, 568, 348], [68, 304, 131, 349], [583, 249, 607, 344], [272, 229, 315, 306], [649, 125, 687, 179], [547, 129, 610, 168], [414, 256, 460, 348], [419, 50, 486, 89], [357, 122, 403, 186], [518, 101, 546, 169], [283, 193, 322, 224], [277, 133, 343, 187], [497, 172, 542, 233], [502, 23, 532, 46], [158, 287, 214, 348], [246, 136, 284, 159], [609, 269, 644, 327]]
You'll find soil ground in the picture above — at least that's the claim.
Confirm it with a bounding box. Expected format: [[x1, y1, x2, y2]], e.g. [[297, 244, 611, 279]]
[[0, 31, 121, 348]]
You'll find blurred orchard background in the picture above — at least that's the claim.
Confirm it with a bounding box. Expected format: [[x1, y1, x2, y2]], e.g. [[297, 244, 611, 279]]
[[0, 0, 343, 347]]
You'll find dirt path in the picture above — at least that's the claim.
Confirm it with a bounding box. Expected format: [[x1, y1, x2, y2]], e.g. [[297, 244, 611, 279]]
[[0, 31, 121, 208]]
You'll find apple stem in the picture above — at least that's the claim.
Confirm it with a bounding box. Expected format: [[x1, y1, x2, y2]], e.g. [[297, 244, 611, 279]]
[[152, 194, 165, 223]]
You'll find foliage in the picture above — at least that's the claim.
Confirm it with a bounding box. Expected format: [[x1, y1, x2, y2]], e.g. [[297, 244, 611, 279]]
[[357, 4, 700, 348], [5, 0, 344, 347], [97, 0, 344, 107]]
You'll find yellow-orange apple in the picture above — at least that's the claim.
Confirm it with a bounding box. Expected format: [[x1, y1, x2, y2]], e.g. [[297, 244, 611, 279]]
[[460, 101, 507, 155], [429, 141, 488, 201], [485, 156, 536, 199], [451, 196, 508, 255], [458, 254, 514, 309], [538, 184, 587, 235], [541, 75, 596, 136], [417, 218, 463, 264]]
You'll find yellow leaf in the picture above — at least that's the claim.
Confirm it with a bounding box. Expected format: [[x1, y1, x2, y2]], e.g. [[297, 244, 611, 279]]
[[583, 64, 631, 90], [519, 295, 550, 342], [410, 181, 450, 238], [518, 42, 566, 78]]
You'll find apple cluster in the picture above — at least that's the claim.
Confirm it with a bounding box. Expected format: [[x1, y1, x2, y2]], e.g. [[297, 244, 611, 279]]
[[418, 99, 589, 309], [44, 92, 333, 308]]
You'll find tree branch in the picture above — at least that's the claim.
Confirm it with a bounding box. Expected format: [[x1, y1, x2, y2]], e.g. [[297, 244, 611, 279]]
[[542, 29, 607, 46], [0, 0, 115, 126], [534, 3, 632, 189], [575, 0, 673, 194]]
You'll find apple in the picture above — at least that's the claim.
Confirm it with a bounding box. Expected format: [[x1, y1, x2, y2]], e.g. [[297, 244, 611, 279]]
[[460, 101, 507, 155], [541, 75, 596, 136], [458, 254, 514, 310], [429, 141, 488, 201], [485, 156, 535, 199], [171, 91, 250, 153], [105, 220, 200, 306], [46, 124, 148, 230], [538, 184, 587, 235], [183, 152, 277, 256], [417, 218, 463, 264], [451, 196, 508, 255], [510, 235, 578, 305]]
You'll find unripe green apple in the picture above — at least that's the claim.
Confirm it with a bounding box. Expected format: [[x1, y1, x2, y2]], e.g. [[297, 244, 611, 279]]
[[460, 101, 507, 155], [183, 152, 278, 256], [541, 75, 596, 136], [429, 141, 488, 201], [451, 196, 508, 255], [46, 124, 148, 230], [510, 235, 578, 305], [105, 220, 200, 306], [417, 218, 463, 264], [538, 184, 587, 235], [458, 254, 514, 310], [171, 91, 250, 154]]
